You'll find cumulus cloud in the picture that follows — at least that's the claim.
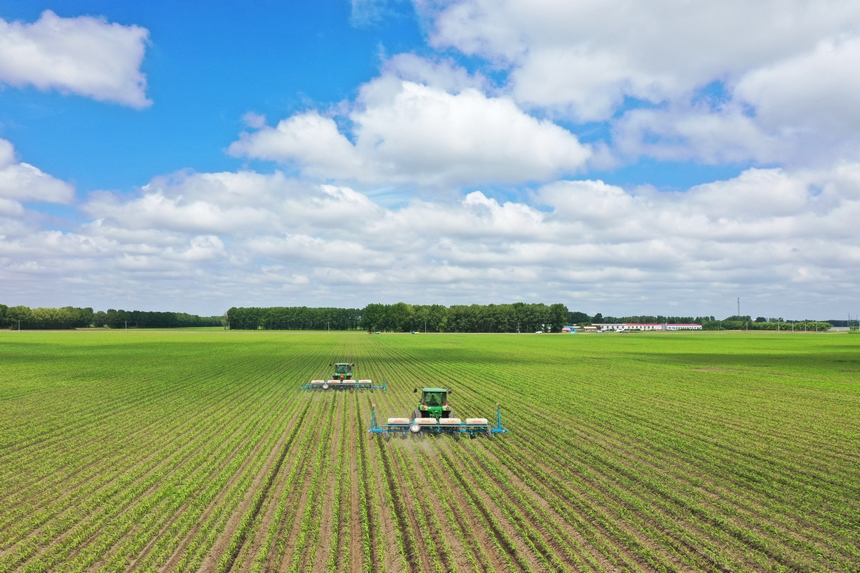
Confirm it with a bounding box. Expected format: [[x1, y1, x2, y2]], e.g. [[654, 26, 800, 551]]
[[418, 0, 860, 166], [0, 10, 150, 107], [5, 162, 859, 315], [423, 0, 860, 105], [0, 138, 74, 204], [734, 36, 860, 137], [230, 76, 590, 186], [381, 53, 488, 93], [611, 104, 790, 165]]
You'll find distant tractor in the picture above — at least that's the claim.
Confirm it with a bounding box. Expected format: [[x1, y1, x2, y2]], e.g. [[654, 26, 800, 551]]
[[301, 362, 386, 392], [369, 386, 508, 439]]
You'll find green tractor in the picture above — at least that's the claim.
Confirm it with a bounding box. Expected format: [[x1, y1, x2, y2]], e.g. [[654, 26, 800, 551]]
[[412, 387, 454, 420], [331, 362, 353, 381]]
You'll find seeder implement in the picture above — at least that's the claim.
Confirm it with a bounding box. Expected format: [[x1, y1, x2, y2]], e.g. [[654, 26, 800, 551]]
[[301, 362, 386, 391], [301, 378, 386, 392], [368, 403, 508, 440]]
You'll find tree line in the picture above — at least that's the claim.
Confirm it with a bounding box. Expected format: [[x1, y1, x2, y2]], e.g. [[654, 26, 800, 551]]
[[2, 302, 838, 331], [227, 302, 570, 332], [0, 304, 221, 330], [575, 313, 715, 324], [572, 313, 833, 331], [700, 316, 832, 331], [0, 305, 94, 329], [93, 309, 223, 329], [227, 306, 362, 330]]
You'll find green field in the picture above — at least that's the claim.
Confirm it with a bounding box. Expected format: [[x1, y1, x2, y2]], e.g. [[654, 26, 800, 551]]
[[1, 330, 858, 572]]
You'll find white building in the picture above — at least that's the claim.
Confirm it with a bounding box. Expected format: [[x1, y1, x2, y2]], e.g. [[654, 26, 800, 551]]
[[591, 322, 703, 332], [625, 323, 664, 331], [594, 323, 627, 331]]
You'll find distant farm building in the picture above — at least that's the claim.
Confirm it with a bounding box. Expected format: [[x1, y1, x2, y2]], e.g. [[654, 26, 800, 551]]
[[626, 323, 664, 331], [593, 323, 702, 332], [594, 323, 626, 331]]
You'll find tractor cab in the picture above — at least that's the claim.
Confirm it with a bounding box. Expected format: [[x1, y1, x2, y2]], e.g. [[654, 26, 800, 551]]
[[414, 387, 453, 420], [331, 363, 354, 380]]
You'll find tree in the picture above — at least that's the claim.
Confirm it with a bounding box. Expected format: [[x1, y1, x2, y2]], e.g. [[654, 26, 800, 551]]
[[549, 303, 569, 332], [6, 306, 32, 329], [568, 311, 590, 324]]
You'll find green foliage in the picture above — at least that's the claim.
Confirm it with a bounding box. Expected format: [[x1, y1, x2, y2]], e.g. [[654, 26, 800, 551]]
[[228, 302, 569, 332], [702, 319, 832, 331], [567, 310, 590, 323], [0, 305, 220, 329], [226, 306, 362, 330], [0, 305, 93, 329], [1, 330, 857, 572], [95, 309, 222, 328]]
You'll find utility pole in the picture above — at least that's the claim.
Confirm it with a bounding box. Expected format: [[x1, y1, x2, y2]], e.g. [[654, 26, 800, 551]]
[[18, 319, 21, 331]]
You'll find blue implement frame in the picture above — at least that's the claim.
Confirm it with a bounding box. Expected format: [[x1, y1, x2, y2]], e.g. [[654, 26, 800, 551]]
[[301, 378, 387, 391], [368, 405, 507, 440]]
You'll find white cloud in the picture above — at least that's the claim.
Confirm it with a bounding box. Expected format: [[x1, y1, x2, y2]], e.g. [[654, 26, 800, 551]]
[[0, 10, 150, 107], [0, 138, 74, 203], [230, 76, 591, 186], [424, 0, 860, 102], [0, 197, 24, 217], [418, 0, 860, 166], [229, 112, 365, 181], [381, 53, 487, 93], [734, 36, 860, 137], [2, 155, 860, 316], [611, 104, 790, 165]]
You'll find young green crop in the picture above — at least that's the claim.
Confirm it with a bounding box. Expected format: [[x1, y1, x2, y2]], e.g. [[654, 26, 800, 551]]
[[1, 330, 858, 572]]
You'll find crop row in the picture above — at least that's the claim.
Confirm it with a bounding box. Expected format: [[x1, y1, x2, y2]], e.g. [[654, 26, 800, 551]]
[[1, 330, 858, 572]]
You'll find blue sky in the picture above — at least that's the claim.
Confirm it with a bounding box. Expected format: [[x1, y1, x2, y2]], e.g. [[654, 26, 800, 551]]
[[2, 0, 860, 318], [0, 0, 424, 191]]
